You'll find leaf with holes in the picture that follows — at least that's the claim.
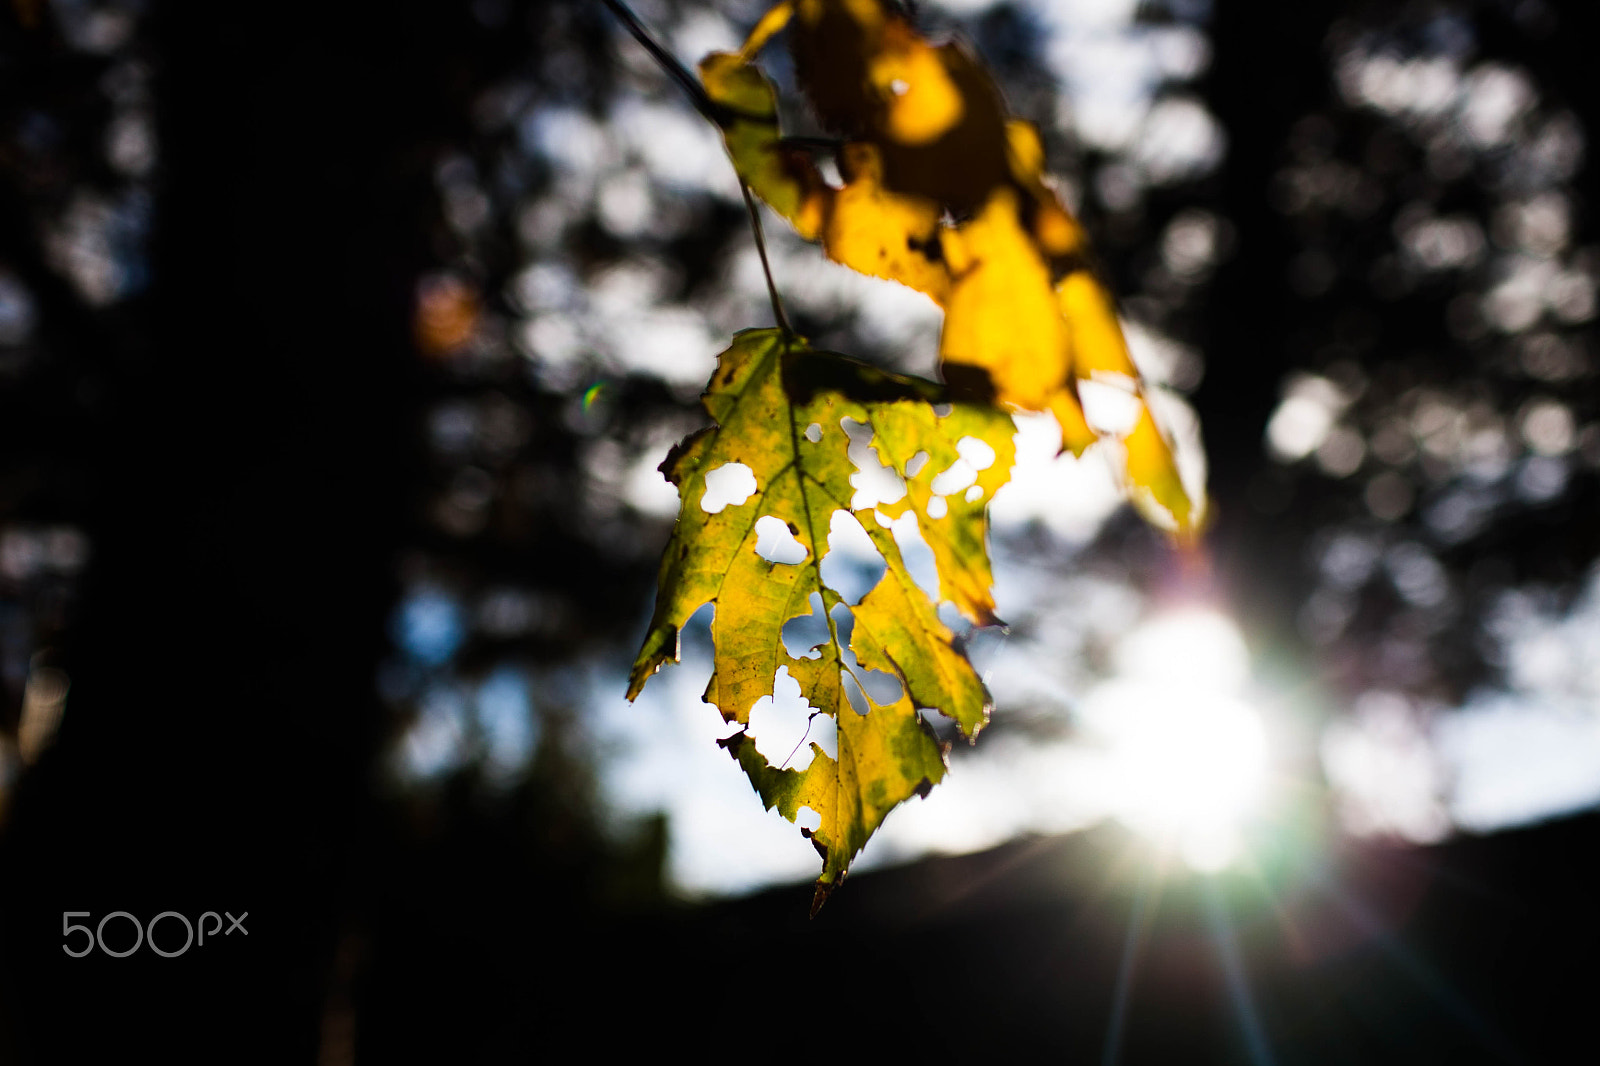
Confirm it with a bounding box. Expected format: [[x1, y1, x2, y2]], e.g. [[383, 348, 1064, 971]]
[[628, 327, 1011, 909]]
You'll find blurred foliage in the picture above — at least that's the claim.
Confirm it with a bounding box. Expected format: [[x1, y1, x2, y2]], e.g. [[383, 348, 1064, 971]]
[[1242, 3, 1598, 706]]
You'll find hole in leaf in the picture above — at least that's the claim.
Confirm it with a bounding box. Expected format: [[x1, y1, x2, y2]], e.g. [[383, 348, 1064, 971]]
[[749, 666, 834, 768], [841, 417, 873, 444], [887, 511, 940, 601], [842, 417, 906, 509], [904, 450, 930, 478], [889, 78, 909, 96], [681, 601, 717, 658], [753, 515, 808, 564], [956, 435, 996, 471], [809, 714, 837, 758], [933, 402, 953, 418], [804, 422, 823, 443], [930, 457, 976, 496], [917, 706, 965, 745], [842, 672, 871, 716], [830, 604, 906, 711], [829, 600, 856, 650], [781, 592, 829, 659], [819, 509, 885, 605], [796, 806, 822, 832], [965, 484, 984, 503], [926, 495, 948, 519], [858, 668, 904, 706], [701, 462, 757, 513]]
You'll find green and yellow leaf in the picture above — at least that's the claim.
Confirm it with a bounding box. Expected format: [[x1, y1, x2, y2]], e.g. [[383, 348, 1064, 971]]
[[629, 328, 1012, 904]]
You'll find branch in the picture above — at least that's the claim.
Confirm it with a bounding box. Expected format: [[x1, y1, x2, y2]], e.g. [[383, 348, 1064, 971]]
[[597, 0, 761, 127]]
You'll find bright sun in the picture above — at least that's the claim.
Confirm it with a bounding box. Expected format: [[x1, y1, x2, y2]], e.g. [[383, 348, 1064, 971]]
[[1082, 609, 1271, 871]]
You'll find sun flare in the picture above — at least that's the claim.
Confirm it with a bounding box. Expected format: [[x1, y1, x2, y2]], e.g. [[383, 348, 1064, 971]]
[[1083, 609, 1270, 870]]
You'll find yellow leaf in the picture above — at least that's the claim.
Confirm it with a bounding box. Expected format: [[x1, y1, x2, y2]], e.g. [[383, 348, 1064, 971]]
[[1123, 400, 1194, 535], [736, 0, 794, 60], [1004, 119, 1088, 263], [940, 187, 1071, 414], [868, 19, 965, 146], [720, 675, 945, 915], [713, 3, 1203, 531], [787, 1, 1012, 213], [1057, 268, 1139, 381], [851, 569, 988, 735], [631, 329, 1012, 902], [786, 0, 888, 137], [865, 390, 1015, 626], [824, 142, 949, 302]]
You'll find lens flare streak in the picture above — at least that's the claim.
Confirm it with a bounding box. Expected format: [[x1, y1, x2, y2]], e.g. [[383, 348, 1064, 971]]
[[1099, 861, 1160, 1066], [1201, 880, 1278, 1066]]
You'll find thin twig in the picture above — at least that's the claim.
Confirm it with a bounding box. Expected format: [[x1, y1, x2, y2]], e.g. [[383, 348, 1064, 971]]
[[597, 0, 727, 123], [600, 0, 797, 336], [598, 0, 777, 124], [742, 181, 791, 335], [598, 0, 770, 127]]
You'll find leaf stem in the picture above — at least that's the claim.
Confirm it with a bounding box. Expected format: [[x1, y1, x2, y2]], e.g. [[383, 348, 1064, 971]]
[[600, 0, 797, 340], [742, 181, 792, 336]]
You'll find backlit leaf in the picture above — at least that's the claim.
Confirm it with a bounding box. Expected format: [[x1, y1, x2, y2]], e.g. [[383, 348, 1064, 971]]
[[700, 0, 1203, 532], [629, 328, 1011, 906], [1124, 402, 1194, 534], [863, 386, 1015, 628]]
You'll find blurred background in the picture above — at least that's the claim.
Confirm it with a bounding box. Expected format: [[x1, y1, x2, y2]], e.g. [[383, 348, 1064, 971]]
[[1, 0, 1597, 1061]]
